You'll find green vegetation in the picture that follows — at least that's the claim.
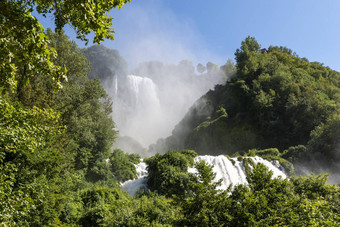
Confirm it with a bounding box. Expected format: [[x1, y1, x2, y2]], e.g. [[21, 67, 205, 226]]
[[1, 1, 339, 224], [0, 1, 133, 224], [143, 154, 340, 226], [109, 149, 141, 182], [145, 150, 197, 197], [84, 45, 129, 81], [155, 36, 340, 177]]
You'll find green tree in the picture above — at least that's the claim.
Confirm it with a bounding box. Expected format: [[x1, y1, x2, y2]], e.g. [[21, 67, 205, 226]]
[[0, 1, 66, 94], [44, 30, 117, 183], [116, 193, 183, 226], [109, 149, 141, 182], [160, 36, 340, 167], [234, 36, 262, 78], [179, 160, 228, 226], [145, 150, 197, 197], [225, 164, 339, 226], [1, 0, 132, 94], [0, 98, 66, 225]]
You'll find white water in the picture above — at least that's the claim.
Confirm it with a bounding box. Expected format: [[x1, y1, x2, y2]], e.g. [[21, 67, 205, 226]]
[[126, 75, 160, 111], [190, 155, 286, 190], [121, 162, 148, 196], [111, 72, 222, 151], [112, 75, 162, 147], [114, 75, 118, 97], [121, 155, 286, 196]]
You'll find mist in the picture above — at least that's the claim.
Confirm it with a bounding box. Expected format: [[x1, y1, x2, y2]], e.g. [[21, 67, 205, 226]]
[[294, 142, 340, 185], [104, 0, 226, 70], [89, 1, 232, 154], [108, 60, 227, 153]]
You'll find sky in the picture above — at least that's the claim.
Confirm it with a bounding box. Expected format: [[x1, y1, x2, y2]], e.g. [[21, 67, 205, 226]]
[[36, 0, 340, 72]]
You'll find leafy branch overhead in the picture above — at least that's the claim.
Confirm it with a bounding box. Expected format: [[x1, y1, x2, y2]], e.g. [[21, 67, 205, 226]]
[[15, 0, 131, 44], [0, 0, 131, 92]]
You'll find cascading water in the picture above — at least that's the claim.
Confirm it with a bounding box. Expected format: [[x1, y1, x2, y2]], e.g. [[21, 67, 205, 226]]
[[121, 155, 286, 196], [121, 162, 148, 196], [190, 155, 286, 190], [112, 75, 162, 147], [114, 74, 118, 97], [126, 75, 160, 111], [111, 71, 221, 152]]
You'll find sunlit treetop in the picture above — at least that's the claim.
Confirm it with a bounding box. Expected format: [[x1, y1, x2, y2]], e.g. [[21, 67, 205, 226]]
[[0, 0, 131, 92], [15, 0, 132, 44]]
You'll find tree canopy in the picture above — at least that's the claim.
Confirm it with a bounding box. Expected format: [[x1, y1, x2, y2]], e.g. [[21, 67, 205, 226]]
[[0, 0, 131, 94]]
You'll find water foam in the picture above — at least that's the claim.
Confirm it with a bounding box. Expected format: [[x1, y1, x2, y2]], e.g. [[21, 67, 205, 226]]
[[121, 155, 286, 196]]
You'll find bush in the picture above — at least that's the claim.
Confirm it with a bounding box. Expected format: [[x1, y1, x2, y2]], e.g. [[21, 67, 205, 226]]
[[145, 150, 197, 197]]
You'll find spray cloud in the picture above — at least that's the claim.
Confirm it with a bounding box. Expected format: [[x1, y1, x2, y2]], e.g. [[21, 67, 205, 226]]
[[95, 0, 231, 153]]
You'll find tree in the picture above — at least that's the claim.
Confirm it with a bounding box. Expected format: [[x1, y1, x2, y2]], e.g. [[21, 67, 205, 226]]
[[0, 0, 132, 94], [0, 98, 66, 225], [180, 161, 227, 226], [0, 0, 129, 220], [234, 36, 262, 78], [145, 150, 197, 197], [8, 0, 131, 44], [109, 149, 141, 182], [0, 0, 132, 225], [0, 1, 66, 94], [41, 29, 118, 183], [225, 164, 339, 226]]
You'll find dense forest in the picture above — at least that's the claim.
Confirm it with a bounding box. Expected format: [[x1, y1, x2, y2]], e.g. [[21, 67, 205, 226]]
[[1, 1, 339, 226], [152, 37, 340, 181]]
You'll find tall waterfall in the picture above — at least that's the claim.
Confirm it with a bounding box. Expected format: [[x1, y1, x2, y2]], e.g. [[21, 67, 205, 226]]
[[114, 74, 118, 97], [112, 75, 162, 147], [111, 68, 222, 151], [121, 155, 286, 196], [126, 75, 160, 112]]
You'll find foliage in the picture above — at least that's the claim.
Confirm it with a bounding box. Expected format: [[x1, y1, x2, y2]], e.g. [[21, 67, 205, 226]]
[[109, 149, 141, 182], [46, 30, 117, 183], [116, 193, 183, 226], [0, 1, 66, 93], [154, 36, 340, 176], [307, 113, 340, 170], [84, 45, 129, 82], [179, 161, 228, 226], [145, 150, 197, 197], [0, 97, 66, 225], [0, 0, 132, 94], [173, 159, 339, 226], [78, 186, 129, 226], [224, 164, 339, 226], [194, 106, 228, 131], [0, 11, 120, 223], [12, 0, 131, 44]]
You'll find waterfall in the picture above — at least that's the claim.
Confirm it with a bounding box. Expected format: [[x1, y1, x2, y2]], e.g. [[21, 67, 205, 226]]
[[126, 75, 160, 111], [114, 75, 118, 97], [189, 155, 286, 190], [121, 155, 286, 196], [112, 75, 162, 147], [121, 162, 148, 196]]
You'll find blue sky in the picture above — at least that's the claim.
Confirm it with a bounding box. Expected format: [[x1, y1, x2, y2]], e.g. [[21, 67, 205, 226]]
[[36, 0, 340, 72]]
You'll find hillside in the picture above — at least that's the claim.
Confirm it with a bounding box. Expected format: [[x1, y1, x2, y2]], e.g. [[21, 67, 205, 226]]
[[150, 37, 340, 178]]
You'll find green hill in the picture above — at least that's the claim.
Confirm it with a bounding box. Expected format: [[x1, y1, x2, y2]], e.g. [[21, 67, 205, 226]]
[[151, 37, 340, 177]]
